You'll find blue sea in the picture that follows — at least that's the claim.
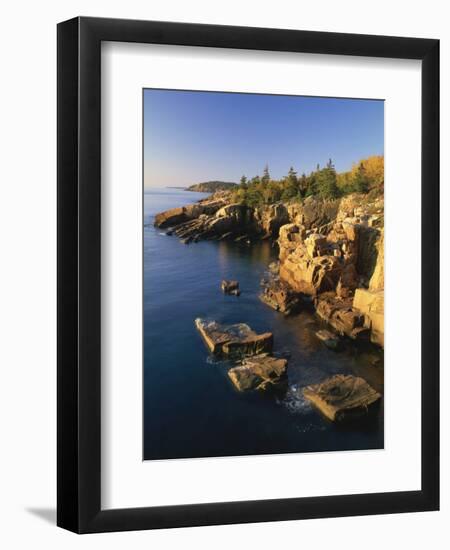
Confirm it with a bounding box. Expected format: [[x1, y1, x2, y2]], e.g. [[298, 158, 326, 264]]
[[143, 188, 384, 460]]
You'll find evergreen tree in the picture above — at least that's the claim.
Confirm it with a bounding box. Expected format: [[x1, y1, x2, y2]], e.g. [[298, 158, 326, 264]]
[[316, 159, 339, 199], [298, 173, 308, 196], [281, 166, 299, 200], [305, 168, 319, 197], [261, 164, 270, 185], [287, 166, 298, 186], [239, 175, 248, 189], [351, 162, 369, 193]]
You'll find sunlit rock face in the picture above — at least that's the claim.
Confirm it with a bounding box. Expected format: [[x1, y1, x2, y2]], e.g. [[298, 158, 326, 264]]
[[287, 195, 340, 231], [352, 229, 384, 346], [252, 203, 290, 238], [369, 229, 384, 292], [279, 250, 343, 296], [154, 194, 228, 228], [276, 194, 384, 346]]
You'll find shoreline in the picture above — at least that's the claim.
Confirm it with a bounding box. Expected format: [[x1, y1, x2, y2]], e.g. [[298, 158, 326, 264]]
[[143, 189, 384, 458], [153, 189, 384, 350]]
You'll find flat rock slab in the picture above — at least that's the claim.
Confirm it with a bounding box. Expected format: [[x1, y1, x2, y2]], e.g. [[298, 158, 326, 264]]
[[316, 329, 340, 350], [154, 206, 187, 228], [228, 355, 288, 392], [303, 374, 381, 422], [223, 332, 273, 358], [195, 318, 273, 357]]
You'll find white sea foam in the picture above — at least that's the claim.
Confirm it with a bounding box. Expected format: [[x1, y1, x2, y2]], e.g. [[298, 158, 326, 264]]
[[279, 385, 313, 415]]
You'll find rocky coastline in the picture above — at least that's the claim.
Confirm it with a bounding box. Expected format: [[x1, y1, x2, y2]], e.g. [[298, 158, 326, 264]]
[[154, 190, 384, 421], [154, 190, 384, 348]]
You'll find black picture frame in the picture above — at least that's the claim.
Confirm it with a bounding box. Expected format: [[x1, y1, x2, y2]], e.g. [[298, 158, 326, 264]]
[[57, 16, 439, 533]]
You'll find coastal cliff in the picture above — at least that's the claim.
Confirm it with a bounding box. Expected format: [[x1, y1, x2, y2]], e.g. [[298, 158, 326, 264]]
[[154, 189, 384, 348], [276, 193, 384, 346]]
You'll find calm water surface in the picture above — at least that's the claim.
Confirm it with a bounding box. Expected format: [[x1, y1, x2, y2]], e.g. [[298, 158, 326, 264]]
[[144, 188, 384, 460]]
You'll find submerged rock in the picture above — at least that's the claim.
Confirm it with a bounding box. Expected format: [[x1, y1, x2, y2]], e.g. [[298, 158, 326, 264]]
[[228, 355, 288, 393], [303, 374, 381, 422], [221, 280, 240, 296], [195, 318, 273, 357], [315, 329, 340, 350]]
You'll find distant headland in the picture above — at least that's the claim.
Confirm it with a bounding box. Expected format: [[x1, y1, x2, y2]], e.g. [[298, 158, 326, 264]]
[[185, 181, 237, 193]]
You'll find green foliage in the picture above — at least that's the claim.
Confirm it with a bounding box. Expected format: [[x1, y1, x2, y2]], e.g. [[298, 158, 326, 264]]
[[337, 156, 383, 195], [261, 164, 271, 185], [281, 166, 299, 200], [231, 156, 383, 207], [351, 162, 369, 193], [187, 180, 237, 192], [315, 159, 339, 199], [298, 173, 308, 196]]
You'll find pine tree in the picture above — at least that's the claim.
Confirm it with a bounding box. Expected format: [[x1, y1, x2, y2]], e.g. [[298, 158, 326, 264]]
[[239, 175, 248, 189], [298, 173, 308, 196], [287, 166, 298, 186], [316, 159, 339, 199], [281, 166, 299, 200], [351, 162, 369, 193], [305, 172, 317, 197], [261, 164, 270, 185]]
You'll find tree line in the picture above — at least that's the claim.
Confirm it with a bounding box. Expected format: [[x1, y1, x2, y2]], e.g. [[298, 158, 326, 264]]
[[231, 155, 384, 207]]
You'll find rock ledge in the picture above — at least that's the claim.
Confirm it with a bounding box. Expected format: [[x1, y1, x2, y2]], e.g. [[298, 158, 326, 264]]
[[303, 374, 381, 422]]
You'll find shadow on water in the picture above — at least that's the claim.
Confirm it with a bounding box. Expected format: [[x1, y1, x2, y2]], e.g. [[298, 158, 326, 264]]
[[143, 189, 384, 460]]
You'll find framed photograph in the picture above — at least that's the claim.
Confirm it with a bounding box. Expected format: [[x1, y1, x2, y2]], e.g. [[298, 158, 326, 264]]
[[57, 17, 439, 533]]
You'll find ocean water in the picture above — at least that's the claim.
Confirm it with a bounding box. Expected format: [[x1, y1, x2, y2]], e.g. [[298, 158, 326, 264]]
[[143, 188, 384, 460]]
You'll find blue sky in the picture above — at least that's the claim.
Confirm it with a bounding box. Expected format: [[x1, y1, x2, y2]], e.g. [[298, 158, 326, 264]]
[[143, 89, 384, 188]]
